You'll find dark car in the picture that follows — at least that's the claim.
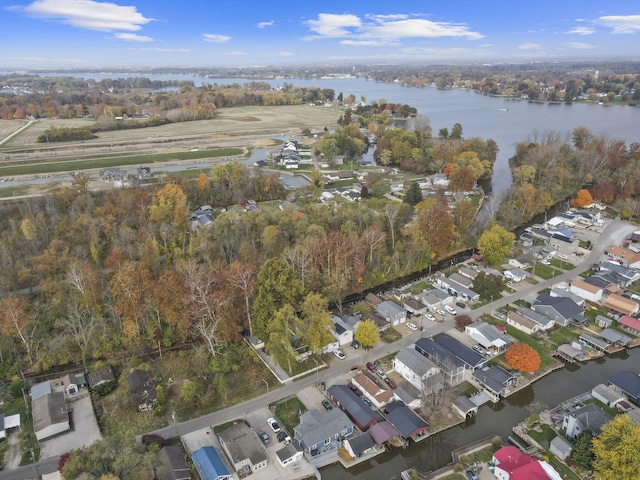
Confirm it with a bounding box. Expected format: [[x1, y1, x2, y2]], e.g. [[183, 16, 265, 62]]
[[385, 378, 397, 389], [350, 365, 359, 371], [366, 362, 377, 372], [347, 383, 363, 396], [322, 399, 333, 411], [465, 470, 479, 480], [258, 431, 270, 444], [456, 301, 467, 309], [320, 381, 326, 391]]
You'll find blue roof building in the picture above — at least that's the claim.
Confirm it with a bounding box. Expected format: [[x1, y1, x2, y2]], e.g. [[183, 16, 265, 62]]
[[191, 446, 231, 480]]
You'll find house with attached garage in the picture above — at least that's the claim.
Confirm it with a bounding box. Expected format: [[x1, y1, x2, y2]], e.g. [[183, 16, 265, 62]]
[[415, 289, 448, 311], [376, 300, 407, 326], [506, 310, 541, 336], [393, 347, 441, 391], [403, 297, 427, 316]]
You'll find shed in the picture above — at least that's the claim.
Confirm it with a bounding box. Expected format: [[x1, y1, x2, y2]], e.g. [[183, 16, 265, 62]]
[[275, 443, 303, 468], [550, 435, 573, 461]]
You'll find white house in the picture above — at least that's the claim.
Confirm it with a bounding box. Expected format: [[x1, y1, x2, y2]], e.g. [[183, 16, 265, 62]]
[[570, 278, 603, 303], [562, 404, 612, 439], [504, 268, 527, 283], [393, 347, 441, 391], [506, 311, 541, 336], [330, 315, 353, 346], [464, 321, 509, 355]]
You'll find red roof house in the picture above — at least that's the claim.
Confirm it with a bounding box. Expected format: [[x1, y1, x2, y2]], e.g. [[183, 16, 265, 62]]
[[493, 446, 562, 480]]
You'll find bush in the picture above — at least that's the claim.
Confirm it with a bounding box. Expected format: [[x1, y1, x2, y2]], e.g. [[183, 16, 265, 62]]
[[141, 433, 166, 448]]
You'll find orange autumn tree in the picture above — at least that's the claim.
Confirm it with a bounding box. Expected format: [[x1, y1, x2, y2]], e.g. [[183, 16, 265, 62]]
[[505, 343, 541, 373], [572, 188, 593, 208]]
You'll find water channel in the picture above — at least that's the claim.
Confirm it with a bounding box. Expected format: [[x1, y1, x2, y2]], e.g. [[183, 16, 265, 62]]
[[321, 348, 638, 479]]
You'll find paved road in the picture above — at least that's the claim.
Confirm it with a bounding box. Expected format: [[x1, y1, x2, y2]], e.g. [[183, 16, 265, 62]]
[[2, 219, 634, 480]]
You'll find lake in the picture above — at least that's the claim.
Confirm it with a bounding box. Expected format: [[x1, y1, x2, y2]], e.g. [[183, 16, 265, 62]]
[[41, 72, 640, 201]]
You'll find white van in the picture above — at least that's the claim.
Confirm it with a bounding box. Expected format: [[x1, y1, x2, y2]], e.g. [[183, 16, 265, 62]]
[[445, 305, 458, 315]]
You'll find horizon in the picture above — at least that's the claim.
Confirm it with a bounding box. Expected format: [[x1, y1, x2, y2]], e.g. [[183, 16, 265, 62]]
[[2, 0, 640, 69]]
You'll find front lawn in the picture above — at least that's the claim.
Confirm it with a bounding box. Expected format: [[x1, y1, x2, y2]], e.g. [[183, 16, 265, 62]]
[[381, 328, 402, 343], [274, 396, 307, 434]]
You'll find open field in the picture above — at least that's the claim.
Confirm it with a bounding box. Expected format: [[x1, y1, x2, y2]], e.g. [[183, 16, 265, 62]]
[[0, 119, 30, 141]]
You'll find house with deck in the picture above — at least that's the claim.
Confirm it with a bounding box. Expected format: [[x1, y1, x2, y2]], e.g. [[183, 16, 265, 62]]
[[294, 408, 354, 455], [393, 347, 441, 391], [414, 338, 469, 386], [562, 404, 613, 439], [464, 321, 509, 355], [532, 294, 587, 326]]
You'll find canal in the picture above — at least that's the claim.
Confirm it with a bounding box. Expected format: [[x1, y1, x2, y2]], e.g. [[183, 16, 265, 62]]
[[321, 348, 638, 479]]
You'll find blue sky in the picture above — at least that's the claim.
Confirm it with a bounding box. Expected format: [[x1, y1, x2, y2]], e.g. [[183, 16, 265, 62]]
[[2, 0, 639, 68]]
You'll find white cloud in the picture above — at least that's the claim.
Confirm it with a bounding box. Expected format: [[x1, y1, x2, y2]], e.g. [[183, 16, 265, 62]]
[[305, 13, 483, 43], [273, 51, 294, 56], [114, 33, 152, 42], [518, 43, 543, 50], [566, 26, 595, 35], [257, 20, 274, 28], [20, 0, 152, 31], [597, 15, 640, 34], [137, 47, 191, 52], [563, 42, 597, 50], [202, 33, 231, 43], [223, 50, 248, 56]]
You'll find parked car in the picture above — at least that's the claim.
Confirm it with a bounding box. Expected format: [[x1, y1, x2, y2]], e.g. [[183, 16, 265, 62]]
[[425, 313, 436, 321], [465, 470, 479, 480], [258, 431, 270, 444], [494, 311, 506, 320], [362, 398, 371, 406], [437, 309, 447, 317], [351, 341, 360, 349], [540, 259, 550, 265], [366, 362, 377, 372], [347, 383, 363, 396], [333, 349, 346, 360], [350, 365, 359, 371], [445, 305, 458, 315], [472, 344, 486, 355], [407, 322, 418, 331], [277, 431, 291, 443], [385, 378, 397, 389], [558, 254, 568, 260], [376, 369, 387, 380], [322, 399, 334, 411], [455, 301, 467, 309], [320, 381, 325, 391], [267, 417, 281, 433]]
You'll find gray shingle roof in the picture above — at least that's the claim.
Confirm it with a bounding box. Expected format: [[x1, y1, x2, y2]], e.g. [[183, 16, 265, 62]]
[[434, 333, 486, 369], [327, 385, 378, 429], [395, 347, 438, 378], [296, 408, 353, 449]]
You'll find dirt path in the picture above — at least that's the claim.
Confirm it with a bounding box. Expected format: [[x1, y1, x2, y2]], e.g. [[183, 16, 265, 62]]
[[3, 430, 26, 470]]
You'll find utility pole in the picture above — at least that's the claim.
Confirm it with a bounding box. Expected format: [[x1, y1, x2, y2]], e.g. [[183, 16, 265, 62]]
[[262, 379, 269, 407]]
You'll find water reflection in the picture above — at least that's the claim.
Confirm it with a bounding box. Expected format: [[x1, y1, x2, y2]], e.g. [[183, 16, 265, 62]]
[[505, 385, 535, 408]]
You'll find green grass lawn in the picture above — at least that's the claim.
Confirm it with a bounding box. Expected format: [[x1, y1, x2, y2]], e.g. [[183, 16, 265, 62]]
[[528, 264, 563, 280], [381, 327, 402, 343], [527, 424, 556, 449], [410, 281, 429, 295], [0, 184, 30, 198], [274, 396, 307, 435]]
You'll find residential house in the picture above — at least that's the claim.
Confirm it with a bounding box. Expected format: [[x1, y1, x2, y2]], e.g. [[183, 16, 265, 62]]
[[363, 312, 390, 331], [608, 371, 640, 406], [217, 422, 267, 474], [33, 391, 70, 441], [599, 262, 640, 286], [415, 289, 447, 311], [392, 386, 422, 409], [503, 268, 527, 283], [384, 401, 429, 440], [449, 272, 473, 289], [275, 443, 304, 468], [86, 367, 116, 390], [433, 274, 480, 302], [570, 278, 603, 303], [156, 446, 192, 480], [352, 373, 395, 409], [365, 293, 383, 307], [343, 432, 376, 460], [294, 408, 354, 454], [340, 314, 361, 332], [618, 315, 640, 335], [532, 294, 586, 326], [591, 384, 625, 408], [414, 338, 467, 386], [514, 308, 555, 331], [464, 321, 509, 355], [128, 370, 157, 412], [492, 445, 562, 480], [606, 245, 640, 269], [508, 253, 535, 269], [376, 300, 407, 326], [434, 333, 488, 370], [327, 385, 379, 431], [458, 266, 480, 282], [367, 421, 401, 446], [330, 315, 353, 347], [506, 311, 541, 335], [403, 298, 427, 316], [603, 293, 640, 316], [191, 446, 231, 480], [562, 404, 613, 439], [472, 365, 517, 401], [393, 347, 441, 391]]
